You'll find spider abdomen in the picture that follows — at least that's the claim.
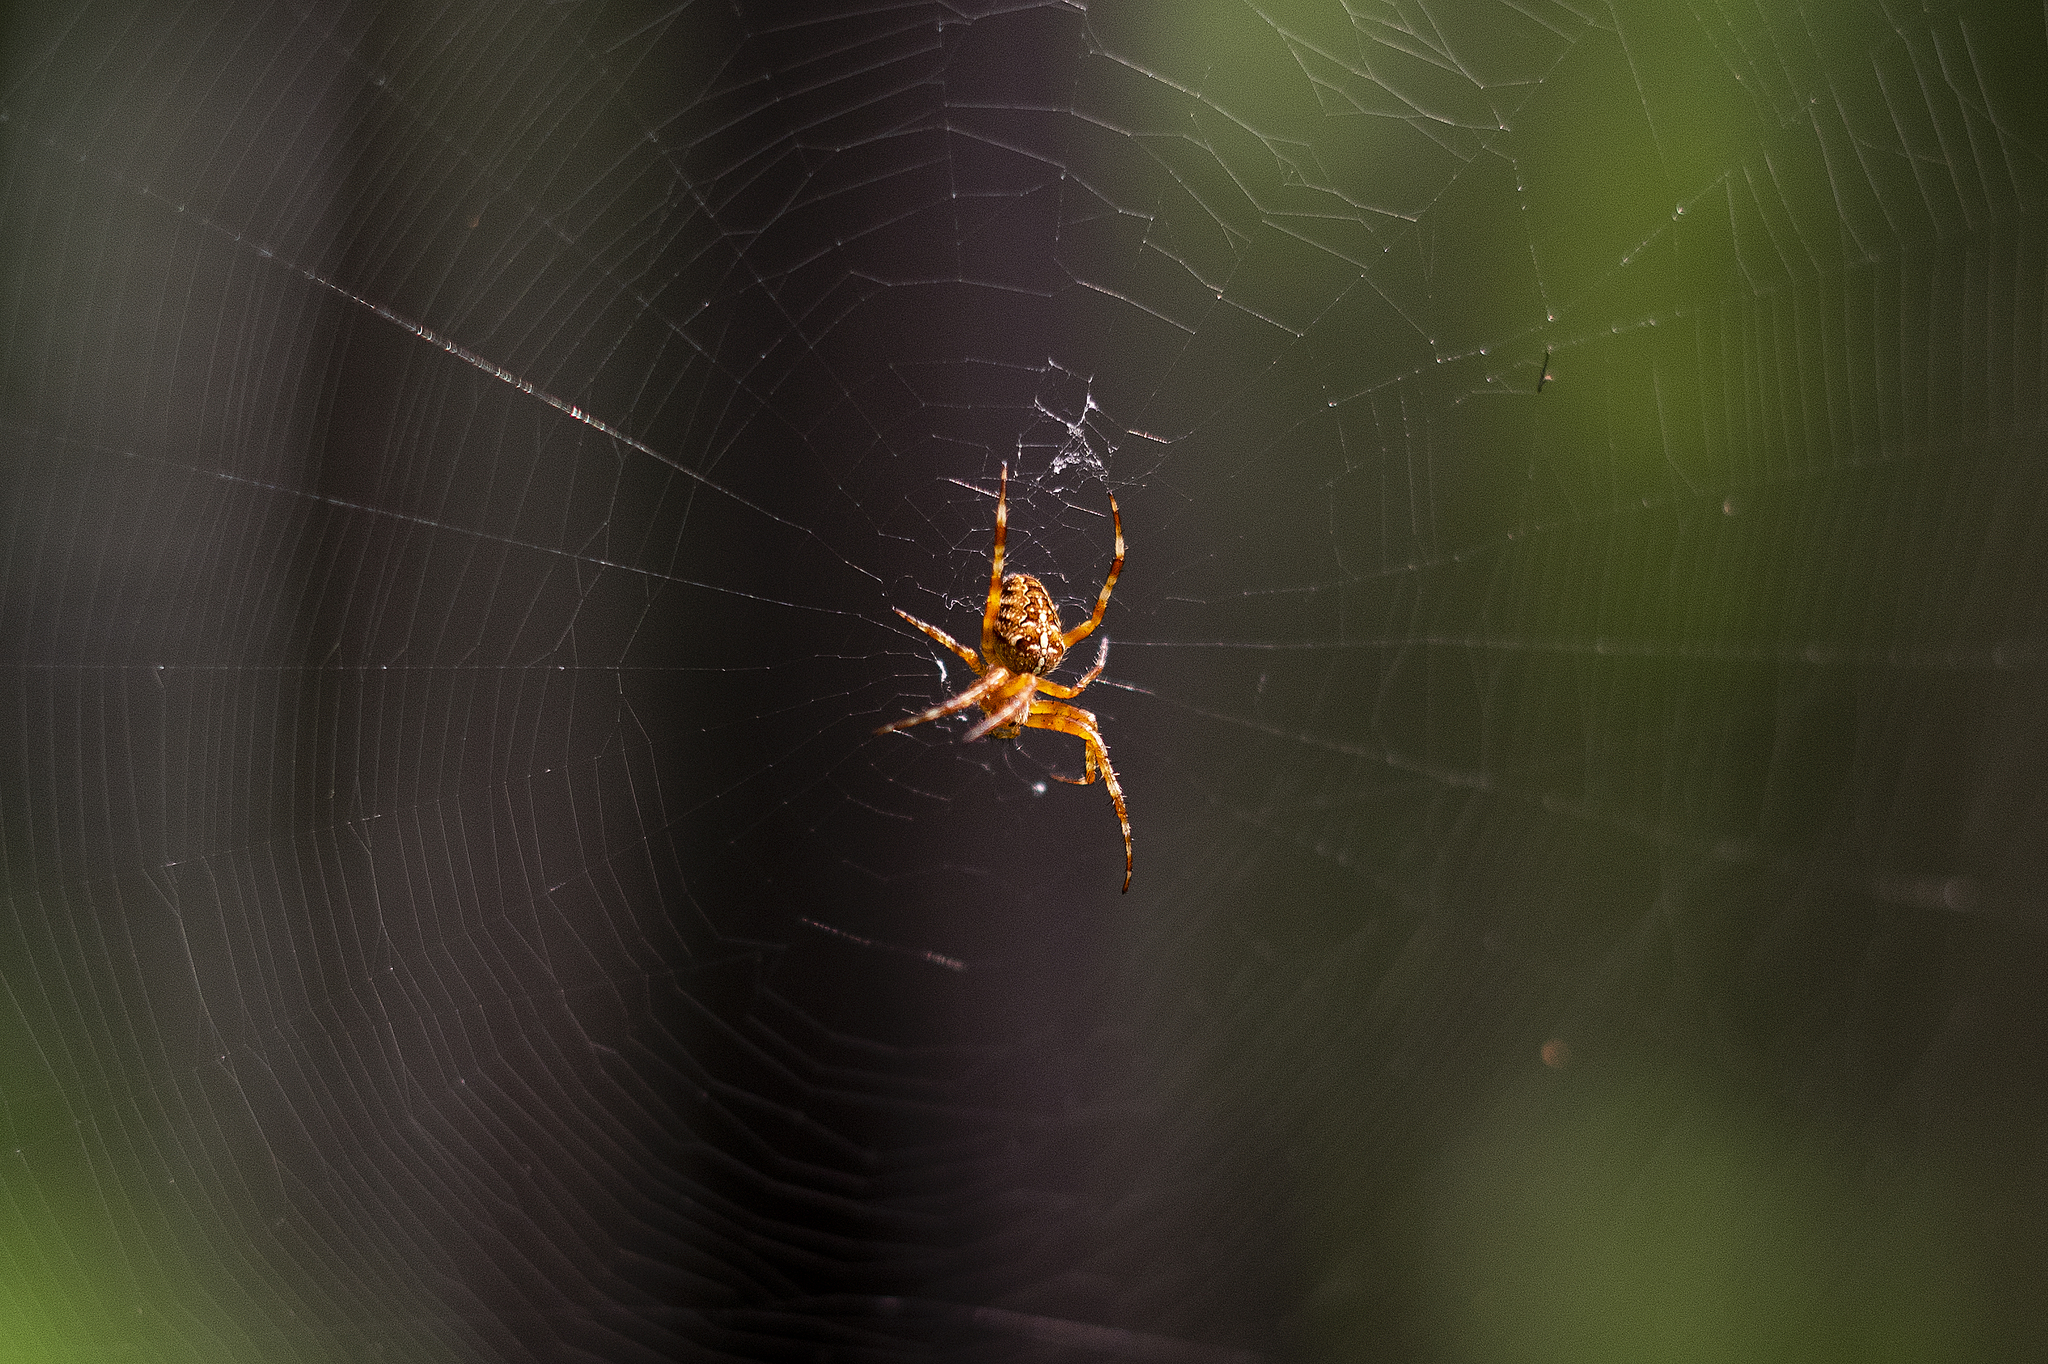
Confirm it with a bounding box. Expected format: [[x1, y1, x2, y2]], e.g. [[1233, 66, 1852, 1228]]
[[991, 573, 1066, 674]]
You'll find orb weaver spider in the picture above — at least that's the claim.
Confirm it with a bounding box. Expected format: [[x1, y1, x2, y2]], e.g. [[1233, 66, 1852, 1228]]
[[877, 464, 1132, 892]]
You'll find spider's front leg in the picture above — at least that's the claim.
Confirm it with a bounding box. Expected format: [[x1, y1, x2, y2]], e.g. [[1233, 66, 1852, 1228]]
[[1032, 698, 1100, 785], [962, 673, 1036, 742], [1025, 698, 1131, 893], [875, 670, 1009, 735], [1047, 743, 1099, 786]]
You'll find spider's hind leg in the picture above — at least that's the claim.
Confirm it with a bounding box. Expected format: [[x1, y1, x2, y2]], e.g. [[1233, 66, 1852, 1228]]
[[980, 463, 1010, 658], [1061, 486, 1124, 649]]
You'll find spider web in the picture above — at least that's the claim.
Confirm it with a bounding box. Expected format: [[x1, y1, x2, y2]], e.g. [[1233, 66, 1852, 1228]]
[[2, 0, 2046, 1360]]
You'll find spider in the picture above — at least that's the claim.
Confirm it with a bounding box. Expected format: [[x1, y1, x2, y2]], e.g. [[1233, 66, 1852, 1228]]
[[876, 463, 1132, 892]]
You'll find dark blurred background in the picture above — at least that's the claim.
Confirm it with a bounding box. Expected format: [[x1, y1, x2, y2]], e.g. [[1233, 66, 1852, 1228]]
[[2, 1, 2046, 1360]]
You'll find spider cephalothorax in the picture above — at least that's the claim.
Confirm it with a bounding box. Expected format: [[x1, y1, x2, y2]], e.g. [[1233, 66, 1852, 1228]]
[[876, 464, 1132, 891]]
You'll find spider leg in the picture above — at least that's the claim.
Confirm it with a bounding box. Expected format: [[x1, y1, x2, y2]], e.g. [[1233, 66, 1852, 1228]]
[[1030, 698, 1100, 783], [1024, 699, 1131, 893], [1060, 486, 1123, 648], [1043, 734, 1098, 785], [1033, 635, 1108, 699], [875, 669, 1010, 735], [962, 673, 1036, 742], [980, 462, 1009, 658], [892, 607, 982, 672]]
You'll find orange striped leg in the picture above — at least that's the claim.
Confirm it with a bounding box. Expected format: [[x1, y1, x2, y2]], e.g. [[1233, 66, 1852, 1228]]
[[876, 669, 1009, 735], [1025, 699, 1131, 892], [962, 673, 1036, 742], [980, 463, 1009, 657], [1032, 699, 1099, 784], [1034, 636, 1108, 699], [1061, 487, 1123, 648], [892, 607, 982, 672]]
